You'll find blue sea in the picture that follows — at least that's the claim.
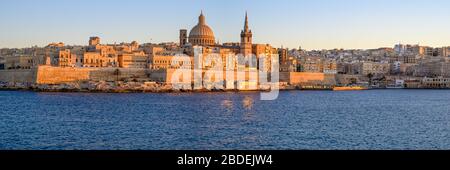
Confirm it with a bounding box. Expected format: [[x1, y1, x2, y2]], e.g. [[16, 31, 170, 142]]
[[1, 90, 450, 150]]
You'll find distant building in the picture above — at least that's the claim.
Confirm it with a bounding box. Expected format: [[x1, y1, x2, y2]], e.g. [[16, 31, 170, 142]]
[[298, 56, 336, 74], [179, 29, 187, 46], [357, 62, 390, 76], [414, 58, 450, 77], [47, 42, 65, 48], [394, 44, 407, 54], [278, 48, 298, 72], [323, 60, 337, 74], [390, 61, 401, 74], [5, 55, 33, 69], [89, 36, 101, 46], [0, 56, 5, 70]]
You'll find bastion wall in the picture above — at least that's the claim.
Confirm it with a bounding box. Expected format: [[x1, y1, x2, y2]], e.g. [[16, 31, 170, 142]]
[[280, 72, 336, 85], [0, 66, 149, 84]]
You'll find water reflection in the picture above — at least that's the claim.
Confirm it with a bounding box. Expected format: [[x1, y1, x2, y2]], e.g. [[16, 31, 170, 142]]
[[242, 96, 254, 110], [4, 90, 450, 149], [221, 99, 233, 110], [242, 96, 256, 122]]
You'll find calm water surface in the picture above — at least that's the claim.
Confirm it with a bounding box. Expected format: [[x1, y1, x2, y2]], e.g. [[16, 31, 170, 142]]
[[1, 90, 450, 150]]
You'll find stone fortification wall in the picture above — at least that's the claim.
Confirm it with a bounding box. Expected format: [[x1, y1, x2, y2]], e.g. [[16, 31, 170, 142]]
[[0, 66, 149, 84]]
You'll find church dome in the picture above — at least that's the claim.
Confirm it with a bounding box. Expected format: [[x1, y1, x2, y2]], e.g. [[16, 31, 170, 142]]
[[189, 12, 215, 46], [189, 24, 215, 37]]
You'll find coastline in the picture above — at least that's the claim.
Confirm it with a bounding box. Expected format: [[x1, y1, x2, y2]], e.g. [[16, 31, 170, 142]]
[[1, 81, 449, 93], [0, 81, 270, 93]]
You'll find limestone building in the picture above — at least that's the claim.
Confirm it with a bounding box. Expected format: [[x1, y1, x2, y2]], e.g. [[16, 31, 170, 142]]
[[89, 37, 101, 46], [118, 51, 148, 69], [188, 12, 215, 46], [57, 49, 76, 67]]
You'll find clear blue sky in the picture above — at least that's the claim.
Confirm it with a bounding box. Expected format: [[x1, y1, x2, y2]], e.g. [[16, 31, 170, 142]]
[[1, 0, 450, 50]]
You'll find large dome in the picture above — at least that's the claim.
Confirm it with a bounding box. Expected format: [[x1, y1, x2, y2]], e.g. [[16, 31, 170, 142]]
[[189, 12, 215, 46], [189, 24, 215, 37]]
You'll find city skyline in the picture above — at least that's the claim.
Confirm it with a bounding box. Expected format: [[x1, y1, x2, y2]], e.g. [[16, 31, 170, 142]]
[[2, 0, 450, 50]]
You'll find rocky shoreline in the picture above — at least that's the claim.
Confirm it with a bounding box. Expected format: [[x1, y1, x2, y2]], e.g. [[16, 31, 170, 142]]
[[0, 81, 281, 93]]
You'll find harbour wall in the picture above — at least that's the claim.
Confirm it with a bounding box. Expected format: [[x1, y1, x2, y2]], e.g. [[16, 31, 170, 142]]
[[280, 72, 336, 85], [0, 66, 149, 84], [0, 66, 337, 86], [0, 69, 37, 83]]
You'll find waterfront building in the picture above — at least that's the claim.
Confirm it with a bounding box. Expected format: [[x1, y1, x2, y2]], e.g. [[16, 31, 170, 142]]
[[118, 51, 148, 69], [414, 58, 450, 77], [4, 55, 33, 69], [150, 53, 193, 70], [252, 44, 277, 71], [422, 76, 450, 88], [56, 49, 76, 67], [82, 51, 117, 68], [404, 79, 421, 88]]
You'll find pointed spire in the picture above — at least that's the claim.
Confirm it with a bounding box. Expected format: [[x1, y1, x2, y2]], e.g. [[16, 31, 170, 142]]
[[244, 11, 249, 32]]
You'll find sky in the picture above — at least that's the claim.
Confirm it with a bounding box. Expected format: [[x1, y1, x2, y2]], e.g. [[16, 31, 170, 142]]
[[1, 0, 450, 50]]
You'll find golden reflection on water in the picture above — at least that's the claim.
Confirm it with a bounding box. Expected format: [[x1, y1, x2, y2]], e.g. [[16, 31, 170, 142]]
[[242, 96, 256, 121], [242, 96, 253, 110], [221, 96, 254, 111], [221, 99, 233, 109]]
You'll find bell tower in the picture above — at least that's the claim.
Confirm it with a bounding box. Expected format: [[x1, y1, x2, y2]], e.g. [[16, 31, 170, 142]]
[[179, 29, 187, 46], [240, 12, 252, 56]]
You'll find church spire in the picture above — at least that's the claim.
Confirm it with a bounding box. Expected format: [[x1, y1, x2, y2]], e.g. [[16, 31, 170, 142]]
[[240, 11, 252, 56], [244, 11, 249, 32]]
